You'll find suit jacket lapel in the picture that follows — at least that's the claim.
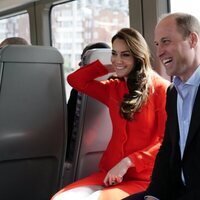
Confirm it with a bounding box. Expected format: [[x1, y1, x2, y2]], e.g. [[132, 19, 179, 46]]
[[184, 86, 200, 153], [168, 85, 180, 145]]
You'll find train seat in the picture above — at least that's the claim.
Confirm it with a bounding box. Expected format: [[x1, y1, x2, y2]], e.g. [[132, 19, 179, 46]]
[[63, 48, 113, 185], [0, 45, 67, 200]]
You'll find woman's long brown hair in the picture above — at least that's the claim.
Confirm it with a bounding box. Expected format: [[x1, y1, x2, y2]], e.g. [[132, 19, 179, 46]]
[[111, 28, 153, 120]]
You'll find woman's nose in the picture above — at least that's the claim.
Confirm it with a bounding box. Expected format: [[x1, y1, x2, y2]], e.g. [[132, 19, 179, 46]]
[[114, 55, 123, 63]]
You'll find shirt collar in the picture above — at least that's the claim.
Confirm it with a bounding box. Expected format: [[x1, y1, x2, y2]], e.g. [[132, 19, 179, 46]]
[[173, 65, 200, 88]]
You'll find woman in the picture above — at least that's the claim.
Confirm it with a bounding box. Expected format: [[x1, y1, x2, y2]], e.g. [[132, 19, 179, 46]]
[[52, 28, 170, 200]]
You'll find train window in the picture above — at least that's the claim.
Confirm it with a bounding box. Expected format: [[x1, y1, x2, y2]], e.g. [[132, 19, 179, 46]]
[[0, 12, 30, 43], [170, 0, 200, 19], [50, 0, 129, 99]]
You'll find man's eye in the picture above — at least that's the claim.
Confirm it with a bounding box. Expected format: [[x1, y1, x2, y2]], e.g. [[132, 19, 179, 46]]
[[163, 39, 170, 44]]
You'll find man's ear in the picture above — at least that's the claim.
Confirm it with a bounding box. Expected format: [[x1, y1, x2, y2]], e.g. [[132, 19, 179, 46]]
[[189, 32, 199, 48]]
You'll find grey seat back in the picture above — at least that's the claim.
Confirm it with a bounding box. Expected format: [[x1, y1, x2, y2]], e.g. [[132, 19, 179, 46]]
[[0, 45, 67, 200], [71, 49, 113, 181]]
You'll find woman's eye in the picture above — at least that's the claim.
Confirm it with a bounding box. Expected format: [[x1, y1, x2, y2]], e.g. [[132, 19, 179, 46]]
[[122, 53, 130, 57]]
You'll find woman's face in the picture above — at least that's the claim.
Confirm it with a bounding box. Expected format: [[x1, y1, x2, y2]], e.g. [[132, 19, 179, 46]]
[[111, 38, 135, 78]]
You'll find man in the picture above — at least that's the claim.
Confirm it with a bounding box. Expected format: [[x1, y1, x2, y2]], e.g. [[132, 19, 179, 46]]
[[123, 12, 200, 200], [0, 37, 29, 48]]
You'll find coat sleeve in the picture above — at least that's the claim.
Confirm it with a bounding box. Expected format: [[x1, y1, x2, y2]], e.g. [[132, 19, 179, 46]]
[[128, 77, 170, 173], [67, 60, 111, 106], [177, 189, 200, 200]]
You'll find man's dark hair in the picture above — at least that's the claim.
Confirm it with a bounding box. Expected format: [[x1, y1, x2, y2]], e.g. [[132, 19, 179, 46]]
[[81, 42, 110, 59]]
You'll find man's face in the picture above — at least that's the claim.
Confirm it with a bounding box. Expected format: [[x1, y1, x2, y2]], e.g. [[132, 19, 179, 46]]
[[154, 16, 195, 81]]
